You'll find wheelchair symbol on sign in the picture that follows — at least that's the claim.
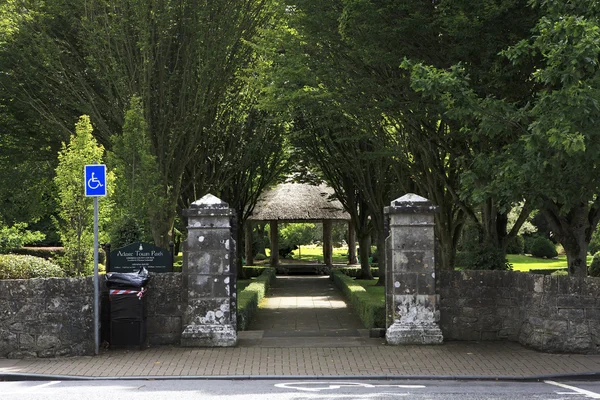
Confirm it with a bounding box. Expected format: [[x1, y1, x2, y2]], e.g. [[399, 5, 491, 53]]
[[87, 173, 104, 190]]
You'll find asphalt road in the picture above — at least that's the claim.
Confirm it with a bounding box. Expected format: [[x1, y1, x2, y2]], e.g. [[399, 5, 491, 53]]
[[2, 379, 600, 399]]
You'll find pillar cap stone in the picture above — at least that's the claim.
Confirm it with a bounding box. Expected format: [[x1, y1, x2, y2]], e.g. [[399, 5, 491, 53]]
[[385, 193, 438, 214], [191, 194, 229, 209], [183, 194, 234, 217]]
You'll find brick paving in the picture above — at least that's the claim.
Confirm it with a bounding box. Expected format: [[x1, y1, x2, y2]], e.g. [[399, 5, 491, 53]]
[[2, 275, 600, 379]]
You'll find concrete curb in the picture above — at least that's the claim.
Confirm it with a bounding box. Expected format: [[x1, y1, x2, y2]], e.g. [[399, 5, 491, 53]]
[[3, 372, 600, 382]]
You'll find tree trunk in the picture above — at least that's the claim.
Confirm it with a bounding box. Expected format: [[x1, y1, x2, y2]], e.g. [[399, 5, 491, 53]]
[[564, 237, 588, 278], [375, 228, 386, 286], [358, 233, 372, 279], [236, 218, 247, 280], [151, 212, 174, 249], [543, 202, 594, 277]]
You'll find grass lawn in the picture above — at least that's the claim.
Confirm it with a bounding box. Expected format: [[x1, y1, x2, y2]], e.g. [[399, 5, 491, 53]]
[[260, 244, 593, 272], [354, 279, 385, 302], [266, 244, 349, 263], [507, 254, 593, 272]]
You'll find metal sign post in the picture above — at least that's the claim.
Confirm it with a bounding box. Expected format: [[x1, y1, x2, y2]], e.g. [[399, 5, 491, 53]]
[[84, 164, 107, 356]]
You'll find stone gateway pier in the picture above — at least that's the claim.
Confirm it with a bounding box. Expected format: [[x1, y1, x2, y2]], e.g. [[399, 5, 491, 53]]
[[180, 194, 237, 347], [385, 194, 444, 345]]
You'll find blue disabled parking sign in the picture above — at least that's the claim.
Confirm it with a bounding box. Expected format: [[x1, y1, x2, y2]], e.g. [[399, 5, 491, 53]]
[[84, 164, 107, 197]]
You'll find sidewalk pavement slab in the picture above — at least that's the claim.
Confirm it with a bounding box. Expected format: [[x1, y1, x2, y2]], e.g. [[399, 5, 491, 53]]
[[4, 276, 600, 381], [2, 341, 600, 380]]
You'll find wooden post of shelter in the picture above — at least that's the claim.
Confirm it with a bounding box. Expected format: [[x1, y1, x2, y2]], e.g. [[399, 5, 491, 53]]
[[323, 219, 333, 266], [269, 220, 279, 268], [348, 221, 358, 265], [244, 221, 254, 267]]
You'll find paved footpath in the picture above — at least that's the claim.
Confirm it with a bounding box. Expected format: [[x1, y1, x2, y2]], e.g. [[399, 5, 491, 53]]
[[2, 275, 600, 380]]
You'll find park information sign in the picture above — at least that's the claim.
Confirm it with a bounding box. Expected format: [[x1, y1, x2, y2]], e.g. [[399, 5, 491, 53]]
[[110, 242, 173, 273]]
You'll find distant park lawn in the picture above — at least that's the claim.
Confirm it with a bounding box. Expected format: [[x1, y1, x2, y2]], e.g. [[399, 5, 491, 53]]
[[266, 244, 349, 264], [265, 244, 593, 272], [507, 254, 593, 272]]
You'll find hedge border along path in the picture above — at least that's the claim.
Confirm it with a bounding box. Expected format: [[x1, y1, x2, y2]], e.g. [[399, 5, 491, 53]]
[[330, 269, 385, 329], [237, 267, 276, 331]]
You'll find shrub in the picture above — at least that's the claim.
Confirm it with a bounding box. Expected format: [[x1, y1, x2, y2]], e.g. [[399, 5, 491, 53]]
[[459, 245, 512, 271], [589, 252, 600, 277], [10, 247, 65, 260], [237, 267, 276, 330], [243, 266, 270, 277], [109, 216, 143, 249], [254, 253, 267, 261], [530, 236, 558, 258], [506, 235, 525, 254], [590, 228, 600, 255], [334, 266, 380, 278], [0, 254, 65, 279], [331, 270, 385, 329], [0, 222, 45, 254], [551, 269, 568, 276]]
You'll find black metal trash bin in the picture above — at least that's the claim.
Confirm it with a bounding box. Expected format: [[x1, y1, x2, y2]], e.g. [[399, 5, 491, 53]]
[[106, 268, 150, 348]]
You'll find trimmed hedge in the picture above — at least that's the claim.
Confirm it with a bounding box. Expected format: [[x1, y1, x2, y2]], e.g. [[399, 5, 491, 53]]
[[334, 266, 379, 278], [243, 266, 271, 278], [330, 270, 385, 329], [0, 254, 65, 279], [10, 247, 65, 260], [237, 267, 276, 331]]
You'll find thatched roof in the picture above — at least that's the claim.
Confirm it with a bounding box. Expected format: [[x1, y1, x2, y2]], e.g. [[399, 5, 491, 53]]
[[248, 183, 350, 221]]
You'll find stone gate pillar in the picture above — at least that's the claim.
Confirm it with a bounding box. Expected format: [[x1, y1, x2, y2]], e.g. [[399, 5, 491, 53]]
[[181, 194, 237, 347], [384, 194, 443, 345]]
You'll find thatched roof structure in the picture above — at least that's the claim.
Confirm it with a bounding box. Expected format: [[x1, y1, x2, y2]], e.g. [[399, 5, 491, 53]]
[[248, 183, 350, 221]]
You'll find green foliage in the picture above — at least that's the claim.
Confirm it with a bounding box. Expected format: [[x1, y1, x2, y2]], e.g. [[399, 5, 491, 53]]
[[10, 247, 64, 259], [109, 216, 143, 249], [0, 222, 45, 253], [0, 254, 64, 279], [590, 227, 600, 255], [331, 270, 385, 329], [506, 235, 525, 255], [242, 266, 271, 278], [280, 223, 316, 248], [107, 96, 163, 247], [551, 269, 569, 276], [54, 115, 113, 276], [589, 252, 600, 277], [530, 236, 558, 259], [278, 223, 316, 258], [458, 244, 513, 271], [237, 267, 276, 331], [254, 253, 267, 261], [334, 266, 380, 278]]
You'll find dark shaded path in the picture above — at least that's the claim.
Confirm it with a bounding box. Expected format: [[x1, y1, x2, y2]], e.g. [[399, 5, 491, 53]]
[[239, 275, 383, 347]]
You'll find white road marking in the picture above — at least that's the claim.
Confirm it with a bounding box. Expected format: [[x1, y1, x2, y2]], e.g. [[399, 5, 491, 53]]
[[545, 380, 600, 399], [2, 380, 61, 394], [274, 381, 426, 392]]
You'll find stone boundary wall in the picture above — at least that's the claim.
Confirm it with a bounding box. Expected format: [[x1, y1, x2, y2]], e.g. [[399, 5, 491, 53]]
[[0, 277, 95, 358], [3, 270, 600, 357], [439, 270, 600, 353], [1, 273, 184, 358]]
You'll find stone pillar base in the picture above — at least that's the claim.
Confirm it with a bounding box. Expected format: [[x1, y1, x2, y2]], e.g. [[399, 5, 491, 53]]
[[386, 323, 443, 345], [181, 324, 237, 347]]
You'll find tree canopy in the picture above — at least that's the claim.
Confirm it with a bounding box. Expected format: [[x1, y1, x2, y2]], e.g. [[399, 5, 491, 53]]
[[2, 0, 600, 276]]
